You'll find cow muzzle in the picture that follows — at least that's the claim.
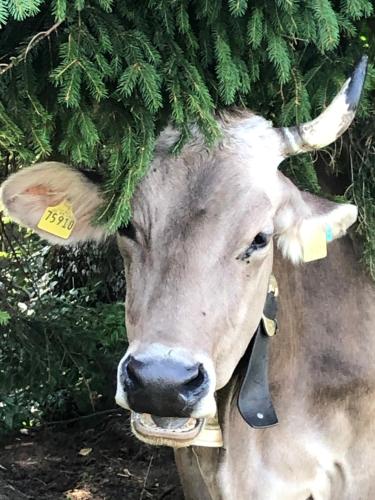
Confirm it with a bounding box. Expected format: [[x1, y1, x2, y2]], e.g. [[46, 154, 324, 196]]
[[122, 355, 209, 415], [115, 348, 218, 447]]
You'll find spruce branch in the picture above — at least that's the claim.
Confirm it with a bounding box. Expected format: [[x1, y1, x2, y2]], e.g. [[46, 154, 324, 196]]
[[0, 20, 63, 76]]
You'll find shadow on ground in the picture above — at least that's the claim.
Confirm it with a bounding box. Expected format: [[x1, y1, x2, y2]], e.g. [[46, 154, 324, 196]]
[[0, 415, 184, 499]]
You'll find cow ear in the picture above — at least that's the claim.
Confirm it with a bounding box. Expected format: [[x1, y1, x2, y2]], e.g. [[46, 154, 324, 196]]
[[0, 162, 108, 245], [275, 175, 357, 264]]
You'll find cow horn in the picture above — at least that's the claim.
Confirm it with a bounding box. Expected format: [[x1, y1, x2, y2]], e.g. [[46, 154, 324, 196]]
[[278, 56, 368, 156]]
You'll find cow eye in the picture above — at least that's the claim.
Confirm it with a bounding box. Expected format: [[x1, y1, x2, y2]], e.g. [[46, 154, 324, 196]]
[[238, 232, 271, 261], [251, 232, 270, 249], [118, 222, 137, 241]]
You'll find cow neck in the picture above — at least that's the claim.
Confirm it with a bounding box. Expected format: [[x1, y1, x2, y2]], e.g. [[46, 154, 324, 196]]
[[191, 274, 279, 447]]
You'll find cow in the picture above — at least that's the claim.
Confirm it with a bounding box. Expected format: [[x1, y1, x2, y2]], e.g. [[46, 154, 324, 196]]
[[1, 56, 374, 499]]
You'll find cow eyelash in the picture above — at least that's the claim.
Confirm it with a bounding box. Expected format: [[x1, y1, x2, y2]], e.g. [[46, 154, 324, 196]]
[[118, 222, 137, 241], [237, 232, 272, 261]]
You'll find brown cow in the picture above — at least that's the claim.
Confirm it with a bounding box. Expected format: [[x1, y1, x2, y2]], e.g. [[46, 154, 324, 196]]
[[2, 57, 374, 499]]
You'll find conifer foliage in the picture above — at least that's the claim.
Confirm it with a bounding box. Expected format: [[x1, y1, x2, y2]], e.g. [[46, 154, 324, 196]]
[[0, 0, 375, 433], [0, 0, 374, 245]]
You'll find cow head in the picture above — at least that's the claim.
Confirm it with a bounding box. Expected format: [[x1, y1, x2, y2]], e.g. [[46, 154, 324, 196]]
[[1, 58, 367, 447]]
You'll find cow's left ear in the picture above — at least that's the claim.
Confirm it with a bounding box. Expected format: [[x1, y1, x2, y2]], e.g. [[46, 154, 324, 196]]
[[0, 161, 108, 245], [274, 175, 357, 264]]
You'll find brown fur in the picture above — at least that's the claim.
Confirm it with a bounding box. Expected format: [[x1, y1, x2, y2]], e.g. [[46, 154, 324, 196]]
[[1, 110, 371, 499], [175, 239, 375, 499]]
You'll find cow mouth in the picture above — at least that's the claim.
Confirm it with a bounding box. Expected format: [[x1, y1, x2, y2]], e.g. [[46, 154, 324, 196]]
[[130, 411, 205, 448]]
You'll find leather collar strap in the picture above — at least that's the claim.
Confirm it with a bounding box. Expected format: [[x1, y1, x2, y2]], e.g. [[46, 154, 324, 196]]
[[237, 276, 279, 429]]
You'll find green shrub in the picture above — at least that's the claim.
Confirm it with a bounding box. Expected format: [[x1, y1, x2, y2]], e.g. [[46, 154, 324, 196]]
[[0, 218, 126, 435]]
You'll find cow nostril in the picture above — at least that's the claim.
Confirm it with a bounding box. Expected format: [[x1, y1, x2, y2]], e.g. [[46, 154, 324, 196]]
[[184, 363, 206, 391], [125, 357, 145, 388]]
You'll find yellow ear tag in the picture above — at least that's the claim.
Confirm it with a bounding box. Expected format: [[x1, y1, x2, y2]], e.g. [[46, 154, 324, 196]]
[[301, 225, 327, 263], [37, 200, 76, 239]]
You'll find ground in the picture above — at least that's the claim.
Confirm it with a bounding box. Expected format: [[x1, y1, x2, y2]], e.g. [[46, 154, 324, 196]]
[[0, 414, 183, 500]]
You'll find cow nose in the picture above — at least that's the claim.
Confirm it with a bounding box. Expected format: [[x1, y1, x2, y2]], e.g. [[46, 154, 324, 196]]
[[122, 355, 208, 417]]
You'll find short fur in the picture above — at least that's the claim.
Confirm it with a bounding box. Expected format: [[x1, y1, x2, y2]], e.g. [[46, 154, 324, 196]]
[[1, 104, 369, 499]]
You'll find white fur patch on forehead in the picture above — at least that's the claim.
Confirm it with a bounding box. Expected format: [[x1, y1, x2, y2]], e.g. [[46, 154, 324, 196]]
[[224, 114, 285, 204], [151, 112, 286, 213], [277, 203, 358, 264], [157, 111, 284, 167], [226, 114, 283, 156], [1, 161, 107, 244]]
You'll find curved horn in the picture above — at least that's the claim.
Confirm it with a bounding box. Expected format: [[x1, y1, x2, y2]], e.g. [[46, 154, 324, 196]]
[[279, 56, 368, 156]]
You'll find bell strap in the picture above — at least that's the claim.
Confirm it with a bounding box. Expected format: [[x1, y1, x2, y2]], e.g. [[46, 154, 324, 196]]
[[237, 276, 279, 429]]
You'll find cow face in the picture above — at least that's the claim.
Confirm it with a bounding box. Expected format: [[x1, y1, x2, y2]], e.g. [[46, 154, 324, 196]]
[[113, 118, 357, 438], [1, 58, 366, 447]]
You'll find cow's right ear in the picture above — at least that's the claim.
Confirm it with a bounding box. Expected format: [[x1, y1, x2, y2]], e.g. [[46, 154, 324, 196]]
[[0, 161, 108, 245]]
